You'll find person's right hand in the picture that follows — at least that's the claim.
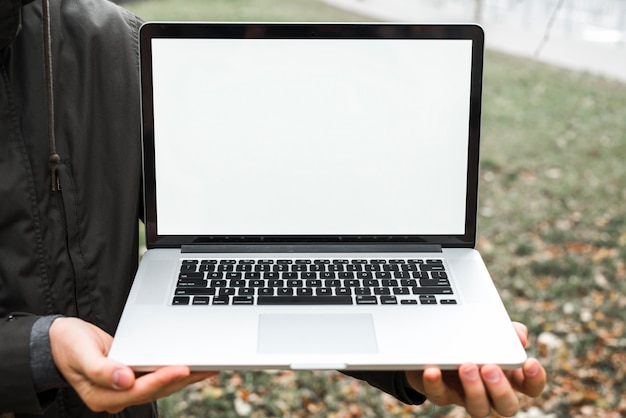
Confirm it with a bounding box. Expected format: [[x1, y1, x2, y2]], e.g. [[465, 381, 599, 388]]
[[50, 317, 217, 413]]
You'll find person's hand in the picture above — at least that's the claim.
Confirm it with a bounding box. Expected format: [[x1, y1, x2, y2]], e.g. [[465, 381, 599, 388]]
[[49, 317, 217, 413], [405, 322, 546, 418]]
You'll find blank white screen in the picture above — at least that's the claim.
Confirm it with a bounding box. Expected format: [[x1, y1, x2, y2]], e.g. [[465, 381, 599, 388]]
[[151, 38, 472, 236]]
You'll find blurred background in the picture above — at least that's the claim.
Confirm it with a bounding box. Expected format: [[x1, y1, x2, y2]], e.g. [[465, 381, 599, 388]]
[[119, 0, 626, 416]]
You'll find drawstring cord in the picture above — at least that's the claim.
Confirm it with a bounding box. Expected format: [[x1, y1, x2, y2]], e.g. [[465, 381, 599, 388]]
[[42, 0, 60, 191]]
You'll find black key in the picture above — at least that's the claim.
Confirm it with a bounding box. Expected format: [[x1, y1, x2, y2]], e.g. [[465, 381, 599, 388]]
[[400, 279, 417, 287], [380, 296, 398, 305], [180, 264, 197, 273], [336, 287, 351, 295], [328, 265, 344, 272], [431, 271, 449, 280], [344, 279, 360, 287], [309, 264, 325, 272], [401, 299, 418, 305], [255, 265, 272, 272], [426, 259, 443, 265], [420, 278, 450, 287], [325, 279, 341, 287], [355, 287, 371, 295], [277, 259, 293, 264], [259, 287, 274, 296], [363, 279, 379, 287], [401, 264, 418, 272], [233, 296, 254, 305], [338, 272, 355, 279], [198, 264, 215, 272], [292, 264, 307, 272], [316, 288, 332, 296], [374, 287, 390, 295], [238, 288, 255, 296], [419, 264, 445, 272], [172, 296, 190, 305], [175, 288, 216, 296], [321, 272, 336, 279], [182, 259, 198, 265], [357, 272, 373, 279], [220, 260, 237, 264], [226, 272, 242, 280], [364, 264, 381, 272], [283, 272, 299, 280], [389, 259, 406, 264], [356, 296, 377, 305], [257, 296, 352, 305], [236, 264, 253, 272], [381, 279, 398, 287], [177, 279, 208, 288], [333, 259, 350, 264], [250, 279, 265, 287], [351, 259, 368, 264], [370, 259, 387, 264], [306, 279, 322, 287], [277, 287, 294, 296], [375, 272, 392, 279], [302, 272, 317, 280], [213, 296, 230, 305], [420, 295, 437, 305], [218, 265, 234, 272], [287, 279, 303, 287], [192, 296, 210, 305], [346, 264, 362, 272], [179, 272, 204, 280], [393, 271, 410, 279], [268, 279, 284, 287], [297, 288, 314, 296], [200, 260, 218, 265], [393, 287, 410, 295], [383, 264, 400, 272], [295, 259, 312, 264], [210, 279, 227, 287], [258, 259, 274, 265], [313, 259, 331, 264], [245, 272, 261, 280], [412, 287, 453, 295], [273, 264, 289, 272], [207, 272, 224, 280], [441, 299, 458, 305], [264, 272, 280, 280], [412, 272, 429, 279], [219, 288, 236, 296]]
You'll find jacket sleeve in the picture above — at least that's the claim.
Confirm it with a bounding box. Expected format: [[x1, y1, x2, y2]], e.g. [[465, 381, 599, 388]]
[[342, 370, 427, 405], [0, 313, 43, 414]]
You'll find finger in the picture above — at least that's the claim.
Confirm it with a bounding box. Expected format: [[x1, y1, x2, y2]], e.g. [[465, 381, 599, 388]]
[[86, 366, 194, 413], [511, 322, 528, 348], [459, 363, 490, 418], [507, 358, 546, 397], [420, 367, 456, 406], [480, 364, 519, 417]]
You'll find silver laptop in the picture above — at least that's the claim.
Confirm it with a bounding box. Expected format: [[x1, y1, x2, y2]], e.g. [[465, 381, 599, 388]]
[[108, 22, 527, 371]]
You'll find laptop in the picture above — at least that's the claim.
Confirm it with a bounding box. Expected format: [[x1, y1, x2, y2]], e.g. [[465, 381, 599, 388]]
[[108, 22, 527, 371]]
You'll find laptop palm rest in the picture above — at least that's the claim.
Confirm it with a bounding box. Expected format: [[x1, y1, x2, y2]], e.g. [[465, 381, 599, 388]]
[[257, 314, 378, 354]]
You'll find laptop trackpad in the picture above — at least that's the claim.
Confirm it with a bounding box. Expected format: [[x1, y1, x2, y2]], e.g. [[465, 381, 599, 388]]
[[257, 314, 378, 354]]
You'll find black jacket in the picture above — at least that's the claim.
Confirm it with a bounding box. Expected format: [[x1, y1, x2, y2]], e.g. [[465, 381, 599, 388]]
[[0, 1, 425, 416]]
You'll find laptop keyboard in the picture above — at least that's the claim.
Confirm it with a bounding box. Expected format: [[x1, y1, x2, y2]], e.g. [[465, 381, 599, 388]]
[[171, 258, 457, 306]]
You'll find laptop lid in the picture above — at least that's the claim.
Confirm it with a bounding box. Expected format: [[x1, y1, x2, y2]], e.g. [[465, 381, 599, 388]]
[[139, 23, 484, 250]]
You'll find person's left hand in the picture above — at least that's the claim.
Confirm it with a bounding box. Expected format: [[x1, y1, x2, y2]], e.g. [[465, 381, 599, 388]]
[[405, 322, 546, 418]]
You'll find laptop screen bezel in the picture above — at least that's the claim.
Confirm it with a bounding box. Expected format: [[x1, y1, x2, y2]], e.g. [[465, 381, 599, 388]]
[[139, 22, 484, 249]]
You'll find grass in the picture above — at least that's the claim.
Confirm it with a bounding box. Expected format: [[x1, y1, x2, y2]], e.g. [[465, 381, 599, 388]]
[[123, 0, 626, 416]]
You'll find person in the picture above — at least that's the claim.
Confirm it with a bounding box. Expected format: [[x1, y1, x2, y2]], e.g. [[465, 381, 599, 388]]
[[0, 0, 546, 417]]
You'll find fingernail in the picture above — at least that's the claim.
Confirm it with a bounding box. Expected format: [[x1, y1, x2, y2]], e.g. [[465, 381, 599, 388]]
[[463, 364, 480, 381], [112, 368, 131, 390], [526, 360, 540, 377], [482, 366, 501, 383]]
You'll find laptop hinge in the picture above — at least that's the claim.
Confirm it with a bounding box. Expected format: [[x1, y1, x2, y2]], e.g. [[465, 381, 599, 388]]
[[181, 244, 443, 254]]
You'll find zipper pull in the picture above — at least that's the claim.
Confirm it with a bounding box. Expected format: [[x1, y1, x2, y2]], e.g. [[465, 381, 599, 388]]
[[49, 153, 60, 192]]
